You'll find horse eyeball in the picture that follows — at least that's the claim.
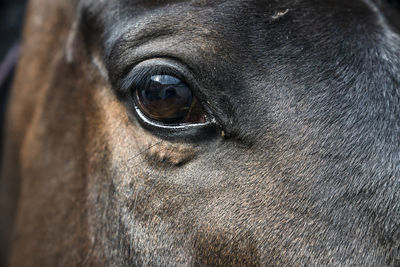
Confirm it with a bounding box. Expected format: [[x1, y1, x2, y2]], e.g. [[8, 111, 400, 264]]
[[135, 75, 193, 123]]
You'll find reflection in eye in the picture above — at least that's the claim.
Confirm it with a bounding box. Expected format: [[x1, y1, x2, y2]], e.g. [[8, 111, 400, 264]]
[[135, 75, 193, 123]]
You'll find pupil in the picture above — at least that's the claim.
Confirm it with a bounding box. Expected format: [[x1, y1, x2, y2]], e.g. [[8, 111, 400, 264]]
[[135, 75, 193, 122]]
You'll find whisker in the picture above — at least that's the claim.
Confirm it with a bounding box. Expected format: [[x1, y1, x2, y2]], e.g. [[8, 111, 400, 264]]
[[126, 144, 173, 171], [126, 140, 164, 163]]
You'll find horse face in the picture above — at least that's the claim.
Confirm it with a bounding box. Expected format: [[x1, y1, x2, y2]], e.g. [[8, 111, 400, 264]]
[[2, 0, 400, 266]]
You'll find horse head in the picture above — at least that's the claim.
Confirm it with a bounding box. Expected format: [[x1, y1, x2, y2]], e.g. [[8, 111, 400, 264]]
[[1, 0, 400, 265]]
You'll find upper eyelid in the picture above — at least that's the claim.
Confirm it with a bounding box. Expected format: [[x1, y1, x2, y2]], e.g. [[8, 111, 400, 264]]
[[105, 19, 176, 59], [106, 23, 179, 82], [116, 58, 207, 101]]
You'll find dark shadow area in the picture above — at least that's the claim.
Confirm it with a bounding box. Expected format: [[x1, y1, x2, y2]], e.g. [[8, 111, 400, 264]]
[[0, 0, 27, 168], [387, 0, 400, 9]]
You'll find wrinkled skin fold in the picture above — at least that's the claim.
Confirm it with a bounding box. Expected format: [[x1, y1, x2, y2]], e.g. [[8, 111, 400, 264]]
[[1, 0, 400, 266]]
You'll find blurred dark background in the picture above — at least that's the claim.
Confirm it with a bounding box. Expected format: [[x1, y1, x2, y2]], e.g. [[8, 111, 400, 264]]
[[0, 0, 26, 61], [0, 0, 27, 164], [387, 0, 400, 8]]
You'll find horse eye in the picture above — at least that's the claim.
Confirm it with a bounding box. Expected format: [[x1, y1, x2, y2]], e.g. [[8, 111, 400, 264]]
[[134, 74, 206, 124]]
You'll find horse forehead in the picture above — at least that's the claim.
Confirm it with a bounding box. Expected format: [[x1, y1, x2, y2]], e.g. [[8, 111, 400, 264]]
[[81, 0, 376, 50], [81, 0, 372, 20]]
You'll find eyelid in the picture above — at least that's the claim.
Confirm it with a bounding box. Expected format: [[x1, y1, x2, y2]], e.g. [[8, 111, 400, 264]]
[[119, 61, 183, 93], [117, 58, 209, 107], [132, 93, 219, 141], [134, 104, 215, 130]]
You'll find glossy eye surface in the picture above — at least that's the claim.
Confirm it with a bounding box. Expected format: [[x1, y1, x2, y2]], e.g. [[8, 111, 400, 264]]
[[134, 75, 195, 123], [120, 58, 217, 138]]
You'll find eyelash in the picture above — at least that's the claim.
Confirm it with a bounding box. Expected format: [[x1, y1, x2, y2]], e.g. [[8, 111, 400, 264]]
[[120, 66, 181, 93]]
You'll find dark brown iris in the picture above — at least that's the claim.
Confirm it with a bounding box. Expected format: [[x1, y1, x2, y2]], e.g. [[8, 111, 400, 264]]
[[135, 75, 193, 123]]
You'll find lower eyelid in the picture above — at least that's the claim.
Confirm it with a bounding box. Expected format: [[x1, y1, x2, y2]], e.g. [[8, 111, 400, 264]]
[[131, 103, 219, 142]]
